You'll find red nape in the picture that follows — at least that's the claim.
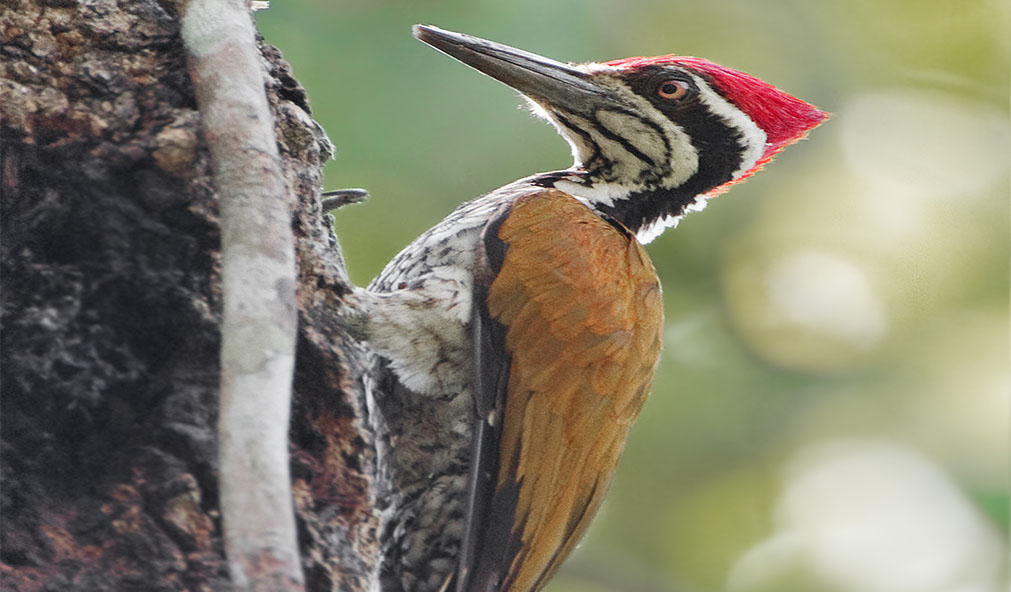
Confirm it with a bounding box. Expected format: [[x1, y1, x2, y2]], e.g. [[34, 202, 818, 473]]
[[604, 55, 829, 160]]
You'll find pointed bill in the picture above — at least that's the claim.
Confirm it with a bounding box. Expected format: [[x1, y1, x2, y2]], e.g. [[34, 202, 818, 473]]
[[413, 25, 610, 112]]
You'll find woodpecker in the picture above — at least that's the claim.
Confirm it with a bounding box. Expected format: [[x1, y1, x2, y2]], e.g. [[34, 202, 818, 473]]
[[357, 25, 827, 592]]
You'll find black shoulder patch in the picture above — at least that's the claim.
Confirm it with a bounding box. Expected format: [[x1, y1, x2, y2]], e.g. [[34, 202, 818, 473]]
[[481, 208, 510, 276]]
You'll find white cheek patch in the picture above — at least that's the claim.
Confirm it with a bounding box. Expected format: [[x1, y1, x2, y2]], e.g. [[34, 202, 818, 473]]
[[553, 178, 634, 209], [555, 110, 655, 185], [690, 74, 767, 178], [594, 109, 667, 167], [604, 80, 700, 190], [657, 120, 701, 190]]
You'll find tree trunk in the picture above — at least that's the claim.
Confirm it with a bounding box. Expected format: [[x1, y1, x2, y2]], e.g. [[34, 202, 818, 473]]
[[1, 1, 380, 590]]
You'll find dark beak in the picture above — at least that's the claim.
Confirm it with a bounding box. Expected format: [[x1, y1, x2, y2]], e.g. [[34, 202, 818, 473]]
[[413, 25, 609, 112]]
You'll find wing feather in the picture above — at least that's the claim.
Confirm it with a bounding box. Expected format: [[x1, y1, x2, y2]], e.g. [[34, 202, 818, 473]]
[[462, 189, 664, 592]]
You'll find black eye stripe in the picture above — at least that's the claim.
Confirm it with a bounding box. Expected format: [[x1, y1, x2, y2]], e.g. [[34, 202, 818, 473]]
[[623, 68, 699, 109], [644, 69, 696, 90]]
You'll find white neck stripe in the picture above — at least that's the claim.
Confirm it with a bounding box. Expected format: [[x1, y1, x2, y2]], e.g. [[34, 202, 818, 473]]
[[690, 74, 767, 178]]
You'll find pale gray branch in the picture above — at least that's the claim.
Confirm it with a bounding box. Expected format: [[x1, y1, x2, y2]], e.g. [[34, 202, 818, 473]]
[[181, 1, 303, 590]]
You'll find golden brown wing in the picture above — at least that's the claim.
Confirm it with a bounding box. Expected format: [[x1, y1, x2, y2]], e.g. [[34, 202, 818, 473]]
[[461, 189, 664, 592]]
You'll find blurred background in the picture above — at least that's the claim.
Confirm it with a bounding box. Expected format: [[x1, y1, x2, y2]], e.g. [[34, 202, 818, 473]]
[[257, 2, 1009, 591]]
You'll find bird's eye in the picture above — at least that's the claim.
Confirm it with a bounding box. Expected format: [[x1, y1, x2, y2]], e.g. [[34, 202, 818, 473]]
[[657, 79, 689, 100]]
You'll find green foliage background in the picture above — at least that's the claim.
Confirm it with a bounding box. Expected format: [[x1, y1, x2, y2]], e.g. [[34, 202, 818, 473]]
[[258, 2, 1008, 591]]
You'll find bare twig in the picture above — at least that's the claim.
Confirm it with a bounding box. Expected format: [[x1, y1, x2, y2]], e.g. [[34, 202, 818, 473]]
[[321, 188, 370, 212], [181, 1, 303, 590]]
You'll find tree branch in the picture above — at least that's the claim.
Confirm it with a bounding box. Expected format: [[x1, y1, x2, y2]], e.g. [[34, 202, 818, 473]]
[[181, 1, 303, 590]]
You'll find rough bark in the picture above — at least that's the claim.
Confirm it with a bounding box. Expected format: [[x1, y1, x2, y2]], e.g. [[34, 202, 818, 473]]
[[1, 1, 380, 591]]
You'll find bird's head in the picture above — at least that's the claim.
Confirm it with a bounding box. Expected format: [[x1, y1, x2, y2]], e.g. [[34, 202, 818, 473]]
[[414, 25, 828, 244]]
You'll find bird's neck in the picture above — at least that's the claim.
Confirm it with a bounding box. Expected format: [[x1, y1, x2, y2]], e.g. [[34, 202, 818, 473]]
[[524, 168, 711, 244]]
